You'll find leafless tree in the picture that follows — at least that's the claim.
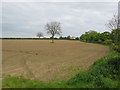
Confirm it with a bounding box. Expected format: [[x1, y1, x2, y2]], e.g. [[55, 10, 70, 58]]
[[106, 13, 120, 44], [36, 32, 43, 38], [45, 21, 62, 43], [105, 14, 120, 31]]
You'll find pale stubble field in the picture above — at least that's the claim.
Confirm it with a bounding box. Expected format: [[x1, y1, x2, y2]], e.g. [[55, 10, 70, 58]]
[[2, 40, 109, 82]]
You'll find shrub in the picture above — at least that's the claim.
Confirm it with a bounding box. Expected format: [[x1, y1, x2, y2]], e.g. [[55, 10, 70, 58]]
[[103, 40, 112, 44], [102, 78, 118, 88], [112, 44, 120, 53], [66, 48, 120, 88]]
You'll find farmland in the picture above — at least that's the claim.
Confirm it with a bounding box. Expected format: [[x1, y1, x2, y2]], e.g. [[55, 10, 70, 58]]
[[2, 40, 109, 82]]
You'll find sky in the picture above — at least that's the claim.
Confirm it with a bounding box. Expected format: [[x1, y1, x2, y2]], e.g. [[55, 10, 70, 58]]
[[1, 0, 119, 38]]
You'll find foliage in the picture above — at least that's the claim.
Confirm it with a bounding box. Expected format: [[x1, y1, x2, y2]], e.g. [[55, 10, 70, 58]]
[[67, 47, 120, 88], [59, 36, 67, 40], [112, 44, 120, 53], [59, 36, 79, 40], [75, 37, 79, 40], [100, 32, 111, 41], [80, 30, 111, 43], [105, 13, 120, 52], [111, 29, 120, 45]]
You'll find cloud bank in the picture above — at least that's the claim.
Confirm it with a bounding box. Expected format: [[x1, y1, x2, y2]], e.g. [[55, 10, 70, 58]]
[[2, 2, 117, 38]]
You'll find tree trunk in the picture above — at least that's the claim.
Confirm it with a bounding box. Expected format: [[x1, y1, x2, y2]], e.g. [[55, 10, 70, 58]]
[[52, 36, 54, 43]]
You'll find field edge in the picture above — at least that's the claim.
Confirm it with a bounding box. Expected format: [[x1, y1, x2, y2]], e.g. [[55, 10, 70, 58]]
[[2, 44, 120, 88]]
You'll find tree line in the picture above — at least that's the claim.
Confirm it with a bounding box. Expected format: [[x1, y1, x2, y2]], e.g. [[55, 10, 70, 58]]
[[80, 30, 111, 44], [36, 21, 79, 42], [80, 14, 120, 52], [36, 14, 119, 51]]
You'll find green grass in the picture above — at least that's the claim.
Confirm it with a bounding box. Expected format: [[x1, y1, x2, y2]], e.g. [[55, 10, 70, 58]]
[[2, 45, 120, 88]]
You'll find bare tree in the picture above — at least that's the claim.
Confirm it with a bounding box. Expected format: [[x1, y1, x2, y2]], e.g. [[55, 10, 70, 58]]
[[45, 21, 62, 43], [36, 32, 43, 38], [105, 14, 120, 31], [106, 13, 120, 45]]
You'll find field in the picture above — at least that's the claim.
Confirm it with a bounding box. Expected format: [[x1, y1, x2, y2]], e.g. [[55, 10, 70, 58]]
[[2, 40, 109, 82]]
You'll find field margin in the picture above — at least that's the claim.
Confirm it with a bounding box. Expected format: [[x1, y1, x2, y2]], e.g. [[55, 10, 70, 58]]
[[2, 41, 119, 88]]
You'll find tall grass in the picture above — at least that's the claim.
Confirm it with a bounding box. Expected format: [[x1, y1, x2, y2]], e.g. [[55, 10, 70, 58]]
[[2, 45, 120, 88]]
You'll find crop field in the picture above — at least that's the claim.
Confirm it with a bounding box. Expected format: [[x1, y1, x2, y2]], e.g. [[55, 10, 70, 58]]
[[2, 40, 109, 82]]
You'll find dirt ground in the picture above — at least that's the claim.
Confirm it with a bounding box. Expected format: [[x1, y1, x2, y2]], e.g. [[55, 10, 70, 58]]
[[2, 40, 109, 82]]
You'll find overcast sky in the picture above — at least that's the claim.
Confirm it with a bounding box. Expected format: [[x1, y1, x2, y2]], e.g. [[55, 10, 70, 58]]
[[2, 1, 118, 38]]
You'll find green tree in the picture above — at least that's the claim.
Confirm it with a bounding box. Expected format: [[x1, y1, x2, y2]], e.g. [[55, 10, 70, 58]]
[[80, 34, 87, 42], [76, 37, 79, 40], [80, 31, 111, 43], [84, 30, 98, 42], [99, 32, 111, 42], [111, 29, 120, 45]]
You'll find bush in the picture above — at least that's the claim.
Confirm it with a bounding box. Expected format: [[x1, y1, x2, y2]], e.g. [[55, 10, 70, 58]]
[[102, 78, 118, 88], [103, 40, 112, 44], [112, 44, 120, 52], [67, 48, 120, 88]]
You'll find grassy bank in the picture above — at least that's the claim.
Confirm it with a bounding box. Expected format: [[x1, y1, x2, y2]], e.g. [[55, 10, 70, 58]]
[[67, 45, 120, 88], [2, 45, 120, 88]]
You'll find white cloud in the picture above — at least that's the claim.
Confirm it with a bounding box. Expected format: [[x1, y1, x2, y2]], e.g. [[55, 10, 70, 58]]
[[2, 0, 120, 2], [2, 2, 118, 38]]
